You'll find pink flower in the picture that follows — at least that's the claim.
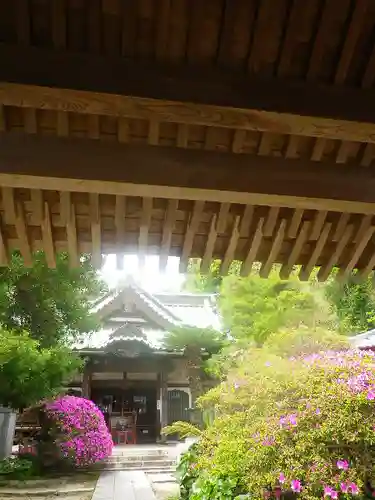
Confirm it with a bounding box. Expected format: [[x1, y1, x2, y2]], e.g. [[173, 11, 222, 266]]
[[336, 460, 349, 470], [324, 487, 338, 499], [341, 483, 348, 493], [262, 436, 275, 446], [279, 473, 285, 484], [348, 483, 359, 495], [43, 395, 113, 467], [279, 417, 287, 427], [291, 480, 301, 493], [289, 414, 298, 426], [367, 390, 375, 400]]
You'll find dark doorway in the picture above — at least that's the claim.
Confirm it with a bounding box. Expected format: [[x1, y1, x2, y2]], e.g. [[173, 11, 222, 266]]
[[167, 389, 190, 440], [91, 386, 158, 443], [168, 390, 189, 423]]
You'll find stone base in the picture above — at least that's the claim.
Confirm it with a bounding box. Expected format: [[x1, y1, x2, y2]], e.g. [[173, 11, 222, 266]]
[[0, 407, 16, 459]]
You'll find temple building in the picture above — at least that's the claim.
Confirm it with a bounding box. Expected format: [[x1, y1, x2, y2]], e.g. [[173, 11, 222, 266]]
[[68, 279, 219, 443]]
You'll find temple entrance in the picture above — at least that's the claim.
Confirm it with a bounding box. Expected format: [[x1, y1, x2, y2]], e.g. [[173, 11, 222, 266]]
[[91, 386, 158, 443], [168, 390, 189, 424]]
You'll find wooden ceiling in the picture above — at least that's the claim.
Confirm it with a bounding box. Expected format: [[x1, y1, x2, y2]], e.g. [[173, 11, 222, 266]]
[[0, 0, 375, 280]]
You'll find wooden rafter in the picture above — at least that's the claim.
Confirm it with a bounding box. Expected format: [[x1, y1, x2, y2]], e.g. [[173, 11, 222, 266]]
[[179, 200, 204, 273], [241, 218, 264, 277], [89, 193, 102, 268], [2, 1, 375, 281], [260, 219, 286, 279], [338, 225, 375, 281], [300, 223, 332, 281], [60, 192, 79, 268], [2, 134, 375, 215], [1, 42, 375, 142], [1, 81, 375, 144], [138, 197, 152, 269], [159, 199, 178, 272], [115, 195, 126, 269], [221, 215, 240, 275], [201, 215, 218, 273], [317, 225, 354, 282], [0, 188, 372, 280], [41, 201, 56, 269], [280, 221, 311, 280]]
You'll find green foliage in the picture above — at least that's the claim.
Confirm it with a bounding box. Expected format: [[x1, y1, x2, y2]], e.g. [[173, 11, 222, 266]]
[[177, 444, 246, 500], [163, 326, 225, 355], [184, 259, 224, 293], [163, 326, 226, 407], [0, 329, 82, 409], [0, 456, 37, 479], [190, 474, 244, 500], [185, 258, 375, 341], [192, 346, 375, 499], [263, 326, 348, 358], [176, 444, 200, 500], [220, 273, 327, 346], [161, 421, 202, 439], [325, 273, 375, 334], [0, 251, 106, 348]]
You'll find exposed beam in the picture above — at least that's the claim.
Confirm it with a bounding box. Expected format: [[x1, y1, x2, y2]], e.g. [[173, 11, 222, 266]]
[[1, 133, 375, 214], [1, 44, 375, 142]]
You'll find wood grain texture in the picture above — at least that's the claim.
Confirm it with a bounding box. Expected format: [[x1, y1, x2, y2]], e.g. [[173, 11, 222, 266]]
[[1, 40, 375, 142], [1, 133, 375, 215], [0, 184, 371, 281]]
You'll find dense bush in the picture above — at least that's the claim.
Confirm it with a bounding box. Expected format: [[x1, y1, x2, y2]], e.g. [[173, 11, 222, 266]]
[[0, 329, 81, 409], [37, 396, 112, 468], [0, 456, 37, 479], [190, 347, 375, 499]]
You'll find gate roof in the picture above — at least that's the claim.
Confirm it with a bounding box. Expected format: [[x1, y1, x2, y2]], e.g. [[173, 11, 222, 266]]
[[0, 0, 375, 280]]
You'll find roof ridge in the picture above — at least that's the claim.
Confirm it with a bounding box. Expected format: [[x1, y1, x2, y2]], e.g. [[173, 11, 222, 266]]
[[131, 282, 181, 324]]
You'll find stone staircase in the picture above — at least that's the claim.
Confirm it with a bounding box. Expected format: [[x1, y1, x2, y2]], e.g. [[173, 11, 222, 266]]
[[97, 445, 180, 499], [101, 446, 177, 474]]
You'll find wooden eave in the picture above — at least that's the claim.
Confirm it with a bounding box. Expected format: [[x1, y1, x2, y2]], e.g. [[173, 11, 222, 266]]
[[1, 0, 375, 281]]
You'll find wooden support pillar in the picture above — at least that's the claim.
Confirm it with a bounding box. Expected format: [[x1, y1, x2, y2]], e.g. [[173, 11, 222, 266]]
[[159, 372, 168, 442], [82, 364, 92, 400]]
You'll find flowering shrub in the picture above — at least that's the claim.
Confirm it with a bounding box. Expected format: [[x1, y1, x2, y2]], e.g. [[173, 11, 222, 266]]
[[40, 396, 112, 468], [193, 348, 375, 499]]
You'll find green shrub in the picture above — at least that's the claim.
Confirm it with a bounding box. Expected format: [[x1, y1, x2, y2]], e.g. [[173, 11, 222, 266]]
[[192, 348, 375, 499], [0, 329, 81, 409], [0, 456, 36, 479], [161, 421, 202, 439], [176, 444, 200, 500]]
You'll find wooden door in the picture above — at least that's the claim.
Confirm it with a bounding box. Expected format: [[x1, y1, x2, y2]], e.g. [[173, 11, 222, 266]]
[[167, 390, 189, 424]]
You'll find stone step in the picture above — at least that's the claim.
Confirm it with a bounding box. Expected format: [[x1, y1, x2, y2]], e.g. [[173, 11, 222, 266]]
[[107, 455, 174, 463], [111, 448, 170, 457], [102, 465, 176, 473], [147, 473, 177, 484], [106, 457, 175, 464], [102, 460, 175, 469]]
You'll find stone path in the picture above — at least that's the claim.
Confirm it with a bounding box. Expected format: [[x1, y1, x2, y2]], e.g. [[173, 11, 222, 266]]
[[92, 471, 156, 500], [147, 474, 179, 500]]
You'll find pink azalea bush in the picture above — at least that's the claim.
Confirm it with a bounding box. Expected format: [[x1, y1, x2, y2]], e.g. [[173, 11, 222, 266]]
[[40, 396, 112, 467], [195, 348, 375, 499]]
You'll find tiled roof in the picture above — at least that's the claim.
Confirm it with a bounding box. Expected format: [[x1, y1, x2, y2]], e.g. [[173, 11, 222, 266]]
[[77, 280, 220, 350]]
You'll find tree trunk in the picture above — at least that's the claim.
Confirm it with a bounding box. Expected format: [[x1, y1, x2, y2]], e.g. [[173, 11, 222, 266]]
[[185, 346, 203, 427]]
